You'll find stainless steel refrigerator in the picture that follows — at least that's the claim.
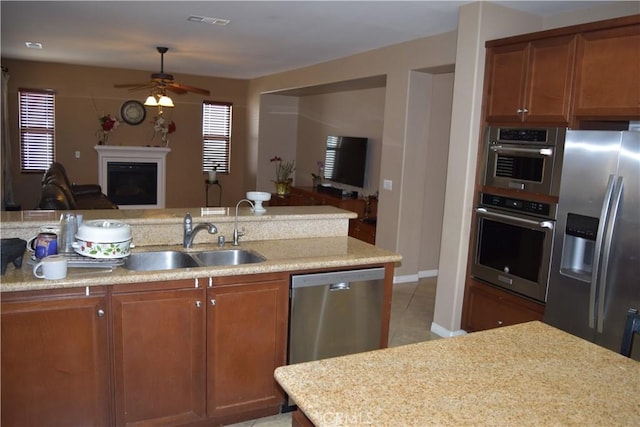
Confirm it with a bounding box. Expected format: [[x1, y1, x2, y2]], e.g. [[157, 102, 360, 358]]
[[545, 129, 640, 360]]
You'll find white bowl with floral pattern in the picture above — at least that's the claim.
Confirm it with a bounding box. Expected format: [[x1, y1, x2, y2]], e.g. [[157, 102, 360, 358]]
[[73, 219, 132, 258]]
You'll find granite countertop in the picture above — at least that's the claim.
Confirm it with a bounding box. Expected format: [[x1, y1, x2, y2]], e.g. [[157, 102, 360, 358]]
[[1, 205, 403, 292], [1, 237, 401, 292], [275, 321, 640, 426]]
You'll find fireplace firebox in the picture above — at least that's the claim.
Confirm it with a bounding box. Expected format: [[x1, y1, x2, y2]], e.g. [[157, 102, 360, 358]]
[[95, 145, 170, 209], [107, 162, 158, 206]]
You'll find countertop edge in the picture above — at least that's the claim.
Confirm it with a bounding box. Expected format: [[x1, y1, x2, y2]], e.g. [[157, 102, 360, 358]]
[[1, 237, 402, 292]]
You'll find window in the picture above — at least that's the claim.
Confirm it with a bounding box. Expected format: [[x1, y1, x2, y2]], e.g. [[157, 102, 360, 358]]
[[202, 101, 232, 173], [19, 89, 56, 172], [323, 135, 339, 179]]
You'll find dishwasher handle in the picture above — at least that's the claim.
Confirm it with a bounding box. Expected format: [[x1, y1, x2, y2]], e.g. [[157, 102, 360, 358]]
[[291, 267, 385, 289], [330, 282, 350, 291]]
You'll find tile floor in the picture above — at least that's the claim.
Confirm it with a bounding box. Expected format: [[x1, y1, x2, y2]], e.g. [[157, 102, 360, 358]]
[[227, 277, 439, 427]]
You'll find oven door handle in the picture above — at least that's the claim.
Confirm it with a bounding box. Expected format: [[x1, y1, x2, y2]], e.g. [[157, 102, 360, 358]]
[[475, 208, 554, 230], [490, 145, 553, 156]]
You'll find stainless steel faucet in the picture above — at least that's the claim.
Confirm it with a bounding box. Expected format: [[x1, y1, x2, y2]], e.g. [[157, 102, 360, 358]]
[[183, 212, 218, 248], [233, 199, 255, 246]]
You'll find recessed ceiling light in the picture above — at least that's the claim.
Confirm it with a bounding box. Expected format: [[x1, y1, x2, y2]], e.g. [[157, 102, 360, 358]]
[[187, 15, 230, 26], [25, 41, 43, 49]]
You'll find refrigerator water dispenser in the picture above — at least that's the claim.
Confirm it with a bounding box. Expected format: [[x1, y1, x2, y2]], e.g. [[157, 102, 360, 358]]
[[560, 213, 599, 281]]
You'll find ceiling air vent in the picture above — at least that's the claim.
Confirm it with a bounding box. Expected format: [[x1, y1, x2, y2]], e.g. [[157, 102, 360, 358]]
[[187, 15, 230, 26]]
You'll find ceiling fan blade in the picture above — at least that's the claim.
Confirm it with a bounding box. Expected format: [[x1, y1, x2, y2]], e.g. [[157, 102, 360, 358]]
[[127, 84, 158, 92], [170, 82, 210, 96], [165, 85, 188, 95], [114, 83, 150, 88]]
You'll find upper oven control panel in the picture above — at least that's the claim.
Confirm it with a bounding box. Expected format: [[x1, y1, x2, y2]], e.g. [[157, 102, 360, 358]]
[[488, 126, 565, 146], [480, 193, 556, 219]]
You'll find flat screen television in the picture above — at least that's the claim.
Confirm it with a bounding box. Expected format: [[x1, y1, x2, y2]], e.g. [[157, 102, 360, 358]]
[[323, 136, 368, 188]]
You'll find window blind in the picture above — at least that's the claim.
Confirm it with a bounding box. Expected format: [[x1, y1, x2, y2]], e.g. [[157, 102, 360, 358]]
[[19, 89, 55, 172], [202, 101, 232, 173]]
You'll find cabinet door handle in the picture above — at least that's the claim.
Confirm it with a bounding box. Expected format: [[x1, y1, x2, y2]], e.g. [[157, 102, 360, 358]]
[[210, 299, 216, 306], [497, 320, 503, 326], [97, 309, 105, 317], [195, 301, 202, 308]]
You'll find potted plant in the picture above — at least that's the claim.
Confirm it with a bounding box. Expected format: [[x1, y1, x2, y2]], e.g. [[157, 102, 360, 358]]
[[270, 156, 295, 195]]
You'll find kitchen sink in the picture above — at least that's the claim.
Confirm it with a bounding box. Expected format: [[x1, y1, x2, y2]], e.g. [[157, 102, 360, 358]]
[[122, 251, 199, 271], [193, 249, 265, 266], [122, 249, 265, 271]]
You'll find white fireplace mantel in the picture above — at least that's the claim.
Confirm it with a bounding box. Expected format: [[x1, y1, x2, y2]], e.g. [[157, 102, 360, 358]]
[[95, 145, 171, 209]]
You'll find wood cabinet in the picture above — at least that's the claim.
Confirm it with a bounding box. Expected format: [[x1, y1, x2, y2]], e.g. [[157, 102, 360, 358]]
[[574, 23, 640, 120], [462, 278, 544, 333], [110, 274, 287, 426], [485, 35, 576, 125], [206, 273, 289, 421], [1, 287, 111, 427], [111, 280, 206, 426], [290, 186, 365, 217], [349, 219, 376, 244]]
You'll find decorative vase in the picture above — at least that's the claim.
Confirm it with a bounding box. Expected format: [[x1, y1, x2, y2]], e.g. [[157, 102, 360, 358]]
[[274, 180, 291, 196]]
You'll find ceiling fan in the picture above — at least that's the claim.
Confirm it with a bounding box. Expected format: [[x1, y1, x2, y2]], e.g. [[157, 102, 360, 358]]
[[114, 46, 210, 96]]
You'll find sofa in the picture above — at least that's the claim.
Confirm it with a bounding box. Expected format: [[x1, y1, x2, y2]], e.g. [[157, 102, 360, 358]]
[[37, 162, 118, 210]]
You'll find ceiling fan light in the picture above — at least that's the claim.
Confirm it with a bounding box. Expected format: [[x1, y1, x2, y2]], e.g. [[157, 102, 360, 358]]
[[144, 95, 158, 106], [158, 95, 174, 107]]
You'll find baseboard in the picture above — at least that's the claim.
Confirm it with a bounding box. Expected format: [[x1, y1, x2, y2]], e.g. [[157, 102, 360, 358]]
[[394, 269, 438, 284], [418, 269, 438, 278], [393, 274, 419, 284], [430, 322, 467, 338]]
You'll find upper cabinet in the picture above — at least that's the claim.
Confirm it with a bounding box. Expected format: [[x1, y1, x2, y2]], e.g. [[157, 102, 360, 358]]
[[484, 14, 640, 127], [574, 23, 640, 120], [485, 35, 576, 125]]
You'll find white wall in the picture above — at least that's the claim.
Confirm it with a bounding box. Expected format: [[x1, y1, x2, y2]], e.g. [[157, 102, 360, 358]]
[[294, 87, 385, 195], [249, 31, 458, 269], [256, 94, 299, 193], [419, 73, 454, 275]]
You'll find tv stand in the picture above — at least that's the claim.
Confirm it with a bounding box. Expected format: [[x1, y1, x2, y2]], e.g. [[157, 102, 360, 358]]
[[269, 186, 377, 244], [316, 184, 358, 199]]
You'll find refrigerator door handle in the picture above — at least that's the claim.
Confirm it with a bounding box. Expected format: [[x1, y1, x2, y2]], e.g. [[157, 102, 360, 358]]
[[589, 174, 617, 329], [596, 176, 624, 333]]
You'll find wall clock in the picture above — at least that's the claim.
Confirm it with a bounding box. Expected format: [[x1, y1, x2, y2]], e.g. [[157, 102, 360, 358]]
[[120, 100, 146, 125]]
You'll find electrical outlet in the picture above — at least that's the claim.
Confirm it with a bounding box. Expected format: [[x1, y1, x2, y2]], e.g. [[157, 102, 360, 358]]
[[383, 179, 392, 191], [75, 151, 81, 159]]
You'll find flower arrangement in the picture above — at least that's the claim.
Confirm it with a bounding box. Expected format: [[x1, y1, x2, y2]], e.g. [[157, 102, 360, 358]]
[[97, 114, 120, 145], [152, 115, 176, 146], [270, 156, 295, 182]]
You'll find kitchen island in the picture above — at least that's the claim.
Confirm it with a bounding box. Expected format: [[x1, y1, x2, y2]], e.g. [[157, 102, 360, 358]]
[[275, 321, 640, 426], [1, 205, 401, 427], [0, 205, 400, 291]]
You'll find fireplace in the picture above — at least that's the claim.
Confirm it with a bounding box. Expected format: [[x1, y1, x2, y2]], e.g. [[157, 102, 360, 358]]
[[107, 162, 158, 206], [95, 146, 170, 209]]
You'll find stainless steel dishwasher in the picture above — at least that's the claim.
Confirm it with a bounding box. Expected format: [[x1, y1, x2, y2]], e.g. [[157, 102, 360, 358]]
[[288, 267, 385, 366]]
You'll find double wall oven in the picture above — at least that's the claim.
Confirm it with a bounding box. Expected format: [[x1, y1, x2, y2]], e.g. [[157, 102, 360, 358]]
[[471, 126, 566, 302]]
